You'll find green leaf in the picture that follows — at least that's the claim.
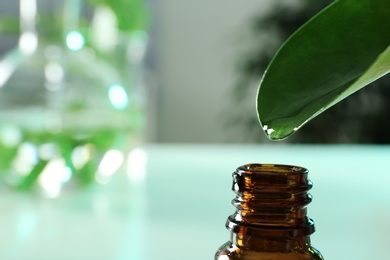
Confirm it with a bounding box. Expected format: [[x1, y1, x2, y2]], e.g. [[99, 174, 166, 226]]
[[257, 0, 390, 140]]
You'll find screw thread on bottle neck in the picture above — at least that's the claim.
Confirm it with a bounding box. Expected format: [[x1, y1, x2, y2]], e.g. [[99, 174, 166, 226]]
[[226, 164, 316, 252]]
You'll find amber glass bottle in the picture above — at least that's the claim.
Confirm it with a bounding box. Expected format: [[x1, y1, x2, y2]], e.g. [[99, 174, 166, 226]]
[[215, 164, 324, 260]]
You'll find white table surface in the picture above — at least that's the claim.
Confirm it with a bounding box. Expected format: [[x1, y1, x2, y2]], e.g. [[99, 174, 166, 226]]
[[0, 144, 389, 260]]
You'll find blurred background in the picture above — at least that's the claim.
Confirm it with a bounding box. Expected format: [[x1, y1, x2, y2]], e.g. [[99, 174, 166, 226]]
[[0, 0, 389, 259], [1, 0, 390, 145]]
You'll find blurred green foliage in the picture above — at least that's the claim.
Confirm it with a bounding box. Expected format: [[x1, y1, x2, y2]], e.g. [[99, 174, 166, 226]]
[[0, 16, 19, 35], [86, 0, 149, 32], [0, 0, 149, 34]]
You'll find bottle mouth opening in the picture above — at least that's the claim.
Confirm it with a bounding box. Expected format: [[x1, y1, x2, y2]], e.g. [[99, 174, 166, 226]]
[[239, 164, 308, 175]]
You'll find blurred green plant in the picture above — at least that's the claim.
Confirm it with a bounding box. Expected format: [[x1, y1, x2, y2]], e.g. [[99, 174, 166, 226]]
[[0, 127, 132, 191], [0, 0, 149, 35], [86, 0, 149, 32], [0, 16, 19, 35], [257, 0, 390, 140]]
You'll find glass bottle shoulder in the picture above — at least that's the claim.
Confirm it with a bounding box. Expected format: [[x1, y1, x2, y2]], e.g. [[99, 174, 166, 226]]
[[215, 242, 324, 260]]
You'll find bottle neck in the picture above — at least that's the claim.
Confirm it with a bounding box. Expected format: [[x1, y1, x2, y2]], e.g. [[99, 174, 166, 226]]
[[226, 164, 315, 252], [19, 0, 82, 54], [230, 233, 312, 252]]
